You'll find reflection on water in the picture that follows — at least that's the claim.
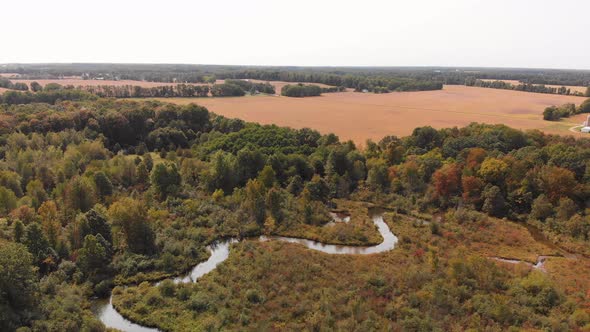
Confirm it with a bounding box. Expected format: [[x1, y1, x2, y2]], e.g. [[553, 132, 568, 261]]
[[95, 212, 395, 331], [92, 296, 160, 332], [261, 213, 397, 254]]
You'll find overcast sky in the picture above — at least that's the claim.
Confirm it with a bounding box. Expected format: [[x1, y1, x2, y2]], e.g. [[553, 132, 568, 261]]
[[3, 0, 589, 69]]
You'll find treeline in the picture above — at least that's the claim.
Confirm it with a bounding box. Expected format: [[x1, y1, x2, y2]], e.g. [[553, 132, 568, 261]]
[[0, 89, 97, 105], [83, 84, 210, 98], [0, 78, 29, 91], [224, 79, 275, 94], [281, 84, 322, 97], [543, 98, 590, 121], [465, 78, 585, 96]]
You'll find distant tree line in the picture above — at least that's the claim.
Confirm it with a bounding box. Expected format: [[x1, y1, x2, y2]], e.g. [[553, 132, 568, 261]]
[[465, 78, 585, 96], [83, 84, 210, 98], [0, 78, 29, 91]]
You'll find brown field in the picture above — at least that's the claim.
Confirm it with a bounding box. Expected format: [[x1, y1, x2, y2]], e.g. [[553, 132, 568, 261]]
[[481, 79, 588, 94], [150, 85, 588, 144]]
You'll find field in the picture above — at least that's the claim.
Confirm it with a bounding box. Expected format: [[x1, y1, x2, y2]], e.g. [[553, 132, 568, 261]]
[[481, 79, 588, 94], [152, 85, 587, 144]]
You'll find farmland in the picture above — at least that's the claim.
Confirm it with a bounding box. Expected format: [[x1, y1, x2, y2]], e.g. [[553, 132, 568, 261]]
[[151, 85, 587, 144]]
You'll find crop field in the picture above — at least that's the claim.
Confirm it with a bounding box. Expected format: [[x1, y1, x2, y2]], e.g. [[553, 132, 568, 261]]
[[481, 79, 588, 94], [153, 85, 588, 144]]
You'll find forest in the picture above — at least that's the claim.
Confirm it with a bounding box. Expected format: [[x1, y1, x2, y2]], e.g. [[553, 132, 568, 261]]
[[3, 63, 590, 90], [0, 88, 589, 331]]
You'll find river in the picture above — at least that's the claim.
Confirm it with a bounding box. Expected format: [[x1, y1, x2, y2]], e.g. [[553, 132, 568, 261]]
[[93, 211, 396, 331]]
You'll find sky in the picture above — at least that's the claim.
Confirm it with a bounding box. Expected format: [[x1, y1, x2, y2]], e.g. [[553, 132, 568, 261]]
[[2, 0, 590, 69]]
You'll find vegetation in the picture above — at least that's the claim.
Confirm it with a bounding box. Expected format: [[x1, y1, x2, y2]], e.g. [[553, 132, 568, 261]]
[[466, 78, 585, 96], [543, 98, 590, 121], [0, 87, 589, 331]]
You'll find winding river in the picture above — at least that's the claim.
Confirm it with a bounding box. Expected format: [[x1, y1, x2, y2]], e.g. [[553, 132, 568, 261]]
[[93, 211, 397, 331]]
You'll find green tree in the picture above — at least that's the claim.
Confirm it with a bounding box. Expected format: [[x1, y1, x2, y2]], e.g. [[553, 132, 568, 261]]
[[26, 179, 47, 210], [77, 234, 109, 278], [530, 194, 553, 221], [109, 198, 156, 255], [82, 207, 113, 244], [24, 222, 53, 268], [64, 176, 96, 213], [265, 187, 284, 223], [150, 162, 181, 200], [243, 179, 266, 225], [0, 186, 17, 215], [482, 185, 506, 217], [30, 81, 42, 92], [0, 243, 38, 331], [93, 171, 113, 198], [13, 220, 24, 242], [257, 165, 276, 188]]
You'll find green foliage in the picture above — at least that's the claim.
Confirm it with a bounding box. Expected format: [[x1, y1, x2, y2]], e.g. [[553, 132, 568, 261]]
[[150, 162, 181, 200], [0, 242, 38, 331]]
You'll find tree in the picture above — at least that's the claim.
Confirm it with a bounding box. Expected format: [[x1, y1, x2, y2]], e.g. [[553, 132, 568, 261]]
[[93, 171, 113, 198], [0, 186, 17, 215], [24, 222, 53, 269], [555, 197, 577, 222], [585, 87, 590, 97], [77, 234, 109, 278], [478, 158, 508, 184], [481, 185, 506, 217], [13, 220, 25, 243], [108, 198, 156, 255], [63, 176, 96, 213], [243, 179, 266, 225], [0, 243, 38, 331], [257, 165, 276, 188], [431, 163, 462, 199], [367, 163, 389, 191], [304, 175, 329, 201], [530, 194, 554, 221], [150, 162, 181, 200], [26, 179, 47, 210], [30, 81, 43, 92], [38, 201, 60, 248], [287, 175, 304, 196], [266, 187, 284, 223], [461, 176, 484, 205], [539, 166, 577, 203], [82, 207, 112, 244], [579, 98, 590, 113]]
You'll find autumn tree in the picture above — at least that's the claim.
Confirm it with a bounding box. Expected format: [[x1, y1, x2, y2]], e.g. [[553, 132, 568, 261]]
[[539, 166, 577, 203], [478, 158, 508, 184], [38, 201, 60, 248], [108, 198, 156, 255], [432, 163, 462, 199]]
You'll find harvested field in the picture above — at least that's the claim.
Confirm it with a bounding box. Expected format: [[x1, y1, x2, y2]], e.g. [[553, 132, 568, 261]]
[[151, 85, 588, 144], [481, 79, 588, 94]]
